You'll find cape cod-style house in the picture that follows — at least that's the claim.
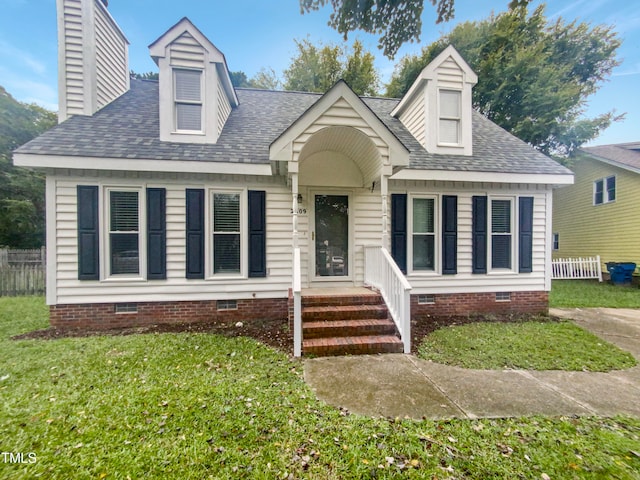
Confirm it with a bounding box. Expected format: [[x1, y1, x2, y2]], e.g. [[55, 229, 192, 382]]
[[14, 0, 573, 356]]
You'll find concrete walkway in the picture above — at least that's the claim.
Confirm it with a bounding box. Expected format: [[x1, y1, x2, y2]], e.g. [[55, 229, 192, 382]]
[[304, 308, 640, 419]]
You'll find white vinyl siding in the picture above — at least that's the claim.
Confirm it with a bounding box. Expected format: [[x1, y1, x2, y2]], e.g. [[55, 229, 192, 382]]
[[390, 181, 550, 295], [50, 173, 291, 305], [397, 87, 426, 147], [174, 69, 203, 132]]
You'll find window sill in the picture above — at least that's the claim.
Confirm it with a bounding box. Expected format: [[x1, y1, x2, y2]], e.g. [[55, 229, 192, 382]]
[[172, 130, 205, 136], [204, 274, 247, 281], [101, 276, 146, 283], [487, 269, 517, 275], [408, 271, 439, 277]]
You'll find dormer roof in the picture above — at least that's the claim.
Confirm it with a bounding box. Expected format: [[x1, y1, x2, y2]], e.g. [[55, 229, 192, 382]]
[[149, 17, 238, 107]]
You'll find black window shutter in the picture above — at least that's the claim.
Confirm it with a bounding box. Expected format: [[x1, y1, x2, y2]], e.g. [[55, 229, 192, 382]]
[[185, 189, 205, 279], [391, 194, 407, 274], [442, 195, 458, 274], [77, 185, 100, 280], [248, 190, 267, 278], [519, 196, 534, 273], [472, 196, 487, 274], [147, 188, 167, 280]]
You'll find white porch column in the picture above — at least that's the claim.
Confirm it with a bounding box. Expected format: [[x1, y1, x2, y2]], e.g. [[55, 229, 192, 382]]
[[291, 171, 299, 248], [381, 165, 393, 249]]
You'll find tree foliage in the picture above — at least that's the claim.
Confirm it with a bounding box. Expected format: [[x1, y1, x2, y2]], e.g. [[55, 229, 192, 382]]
[[299, 0, 530, 58], [0, 87, 57, 247], [284, 38, 379, 95], [386, 5, 622, 156]]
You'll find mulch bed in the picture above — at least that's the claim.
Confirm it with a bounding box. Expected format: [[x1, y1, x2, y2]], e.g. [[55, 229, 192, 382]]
[[13, 312, 553, 356]]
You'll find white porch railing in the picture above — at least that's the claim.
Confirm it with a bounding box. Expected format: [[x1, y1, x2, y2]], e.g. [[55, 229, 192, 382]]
[[552, 256, 602, 282], [292, 247, 302, 357], [364, 246, 412, 353]]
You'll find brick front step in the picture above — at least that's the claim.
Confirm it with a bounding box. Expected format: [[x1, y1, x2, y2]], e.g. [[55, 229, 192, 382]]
[[303, 335, 404, 356], [302, 304, 388, 321], [303, 318, 397, 339], [302, 294, 384, 308]]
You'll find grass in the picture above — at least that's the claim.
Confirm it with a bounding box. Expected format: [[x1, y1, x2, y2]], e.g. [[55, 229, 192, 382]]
[[0, 297, 639, 479], [417, 320, 637, 371], [551, 279, 640, 308]]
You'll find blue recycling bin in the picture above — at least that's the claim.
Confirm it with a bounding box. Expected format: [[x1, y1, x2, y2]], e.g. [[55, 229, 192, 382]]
[[605, 262, 636, 285]]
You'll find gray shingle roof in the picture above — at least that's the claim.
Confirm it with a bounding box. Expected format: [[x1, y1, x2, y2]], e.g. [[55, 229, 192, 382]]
[[16, 78, 572, 176], [580, 143, 640, 173]]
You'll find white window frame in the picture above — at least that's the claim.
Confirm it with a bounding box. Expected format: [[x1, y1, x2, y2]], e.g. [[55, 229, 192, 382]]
[[103, 186, 145, 280], [593, 175, 616, 205], [488, 196, 516, 273], [206, 188, 246, 279], [173, 68, 204, 134], [408, 194, 440, 275], [437, 89, 462, 146]]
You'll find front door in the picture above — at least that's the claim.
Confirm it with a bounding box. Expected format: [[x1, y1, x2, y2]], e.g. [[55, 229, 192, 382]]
[[314, 194, 349, 278]]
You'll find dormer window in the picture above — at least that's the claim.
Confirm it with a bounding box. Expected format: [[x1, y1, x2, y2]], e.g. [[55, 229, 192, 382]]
[[174, 69, 203, 132], [439, 90, 461, 145]]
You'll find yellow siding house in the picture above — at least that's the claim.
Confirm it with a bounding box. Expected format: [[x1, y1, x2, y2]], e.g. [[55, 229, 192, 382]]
[[553, 142, 640, 269]]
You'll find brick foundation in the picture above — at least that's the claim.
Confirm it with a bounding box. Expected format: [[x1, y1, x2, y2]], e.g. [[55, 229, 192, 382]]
[[411, 291, 549, 319], [50, 298, 288, 330]]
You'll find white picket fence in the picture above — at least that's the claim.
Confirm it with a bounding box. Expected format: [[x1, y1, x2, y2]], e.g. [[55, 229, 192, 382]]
[[552, 256, 602, 282]]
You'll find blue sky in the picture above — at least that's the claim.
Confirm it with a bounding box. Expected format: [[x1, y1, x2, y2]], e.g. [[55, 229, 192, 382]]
[[1, 0, 638, 145]]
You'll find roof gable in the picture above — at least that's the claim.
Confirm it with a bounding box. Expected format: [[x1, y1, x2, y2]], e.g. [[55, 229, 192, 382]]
[[580, 143, 640, 174], [269, 80, 409, 167]]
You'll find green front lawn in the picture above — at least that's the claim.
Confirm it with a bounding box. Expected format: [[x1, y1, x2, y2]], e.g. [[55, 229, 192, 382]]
[[551, 279, 640, 308], [1, 297, 639, 479], [417, 320, 637, 371]]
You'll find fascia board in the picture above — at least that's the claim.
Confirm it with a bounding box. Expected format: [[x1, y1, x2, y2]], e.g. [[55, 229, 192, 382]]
[[391, 168, 575, 185], [13, 153, 273, 176]]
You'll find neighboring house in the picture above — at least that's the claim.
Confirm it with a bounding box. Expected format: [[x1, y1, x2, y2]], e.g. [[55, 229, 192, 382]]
[[553, 142, 640, 269], [14, 0, 573, 355]]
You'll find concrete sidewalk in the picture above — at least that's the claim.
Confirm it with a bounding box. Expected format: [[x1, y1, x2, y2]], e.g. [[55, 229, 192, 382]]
[[303, 308, 640, 419]]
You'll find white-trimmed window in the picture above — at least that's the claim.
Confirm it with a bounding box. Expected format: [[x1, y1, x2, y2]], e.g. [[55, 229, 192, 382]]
[[108, 189, 141, 276], [174, 69, 203, 132], [490, 198, 513, 270], [438, 89, 461, 145], [594, 176, 616, 205], [411, 196, 437, 272], [211, 191, 242, 275]]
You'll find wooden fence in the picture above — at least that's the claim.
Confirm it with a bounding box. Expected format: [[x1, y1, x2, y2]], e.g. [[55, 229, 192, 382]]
[[0, 248, 46, 296], [551, 256, 602, 282]]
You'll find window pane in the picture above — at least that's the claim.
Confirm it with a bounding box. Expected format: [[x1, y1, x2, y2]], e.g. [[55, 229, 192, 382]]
[[175, 70, 201, 101], [594, 180, 603, 204], [213, 234, 240, 274], [110, 233, 139, 274], [492, 235, 511, 269], [491, 200, 511, 233], [606, 176, 616, 201], [176, 103, 202, 131], [413, 198, 434, 233], [110, 191, 138, 231], [439, 119, 460, 144], [413, 235, 435, 270], [213, 193, 240, 232], [440, 90, 461, 118]]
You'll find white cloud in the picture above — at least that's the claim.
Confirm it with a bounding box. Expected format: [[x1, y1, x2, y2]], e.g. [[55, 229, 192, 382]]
[[0, 39, 47, 75]]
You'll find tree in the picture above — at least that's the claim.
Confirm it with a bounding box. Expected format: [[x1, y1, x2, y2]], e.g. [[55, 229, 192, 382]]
[[299, 0, 530, 58], [130, 71, 159, 80], [385, 5, 621, 156], [284, 38, 379, 95], [0, 86, 57, 247], [249, 68, 282, 90], [284, 38, 342, 93], [229, 71, 251, 88], [342, 40, 379, 97]]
